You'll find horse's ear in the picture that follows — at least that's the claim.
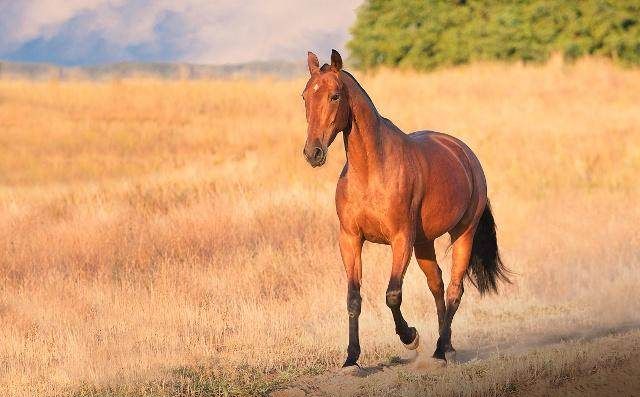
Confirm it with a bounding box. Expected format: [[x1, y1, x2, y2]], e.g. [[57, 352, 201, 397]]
[[330, 49, 342, 71], [307, 51, 320, 75]]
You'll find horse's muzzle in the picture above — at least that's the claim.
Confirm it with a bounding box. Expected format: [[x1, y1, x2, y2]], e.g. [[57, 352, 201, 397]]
[[303, 146, 326, 167]]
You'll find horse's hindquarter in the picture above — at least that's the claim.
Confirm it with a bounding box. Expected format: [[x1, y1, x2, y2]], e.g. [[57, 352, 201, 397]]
[[410, 131, 485, 241]]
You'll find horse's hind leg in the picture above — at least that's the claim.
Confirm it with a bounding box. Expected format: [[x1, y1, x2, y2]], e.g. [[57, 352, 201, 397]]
[[386, 232, 419, 349], [434, 230, 474, 360], [414, 241, 446, 341]]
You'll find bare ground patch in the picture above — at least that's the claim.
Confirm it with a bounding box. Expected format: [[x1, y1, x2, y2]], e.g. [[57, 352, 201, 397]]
[[273, 329, 640, 397]]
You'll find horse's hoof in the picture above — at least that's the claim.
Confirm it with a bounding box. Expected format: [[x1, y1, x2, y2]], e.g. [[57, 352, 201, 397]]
[[339, 364, 361, 376], [445, 348, 457, 363], [403, 328, 420, 350]]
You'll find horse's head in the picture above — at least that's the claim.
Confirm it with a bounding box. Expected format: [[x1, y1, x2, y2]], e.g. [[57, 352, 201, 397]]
[[301, 50, 350, 167]]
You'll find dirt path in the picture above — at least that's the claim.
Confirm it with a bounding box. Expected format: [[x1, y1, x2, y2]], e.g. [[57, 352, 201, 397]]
[[271, 329, 640, 397]]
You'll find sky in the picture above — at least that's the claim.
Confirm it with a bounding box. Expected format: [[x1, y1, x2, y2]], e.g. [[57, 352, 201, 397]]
[[0, 0, 363, 66]]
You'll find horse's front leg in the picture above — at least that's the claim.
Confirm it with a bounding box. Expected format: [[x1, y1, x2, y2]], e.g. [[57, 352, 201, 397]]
[[339, 230, 363, 368], [386, 231, 419, 349]]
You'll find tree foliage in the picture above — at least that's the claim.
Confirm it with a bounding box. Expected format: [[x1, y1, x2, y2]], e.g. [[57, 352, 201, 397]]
[[347, 0, 640, 70]]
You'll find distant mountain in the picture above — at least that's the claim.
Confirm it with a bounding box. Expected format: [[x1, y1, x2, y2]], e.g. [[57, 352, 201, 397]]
[[0, 60, 307, 80]]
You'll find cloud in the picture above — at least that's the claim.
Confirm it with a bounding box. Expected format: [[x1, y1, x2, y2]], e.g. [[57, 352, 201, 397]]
[[0, 0, 362, 66]]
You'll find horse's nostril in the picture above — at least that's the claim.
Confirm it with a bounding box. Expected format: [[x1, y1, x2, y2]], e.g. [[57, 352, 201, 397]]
[[313, 147, 323, 160]]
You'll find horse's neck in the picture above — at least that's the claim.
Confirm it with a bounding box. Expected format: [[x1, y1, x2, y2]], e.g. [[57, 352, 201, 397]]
[[342, 71, 388, 175]]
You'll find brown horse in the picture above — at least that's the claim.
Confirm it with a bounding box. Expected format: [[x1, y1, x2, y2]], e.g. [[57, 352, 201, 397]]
[[301, 50, 510, 368]]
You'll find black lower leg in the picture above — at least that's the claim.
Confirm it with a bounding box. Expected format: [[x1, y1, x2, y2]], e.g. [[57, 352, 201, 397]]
[[433, 328, 452, 359], [343, 287, 361, 367], [433, 286, 462, 360], [386, 288, 417, 345]]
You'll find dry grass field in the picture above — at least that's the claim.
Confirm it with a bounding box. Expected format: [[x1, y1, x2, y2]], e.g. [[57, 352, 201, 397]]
[[1, 57, 639, 396]]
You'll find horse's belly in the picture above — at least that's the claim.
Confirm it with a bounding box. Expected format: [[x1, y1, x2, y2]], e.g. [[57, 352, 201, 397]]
[[418, 204, 466, 240], [417, 158, 473, 239]]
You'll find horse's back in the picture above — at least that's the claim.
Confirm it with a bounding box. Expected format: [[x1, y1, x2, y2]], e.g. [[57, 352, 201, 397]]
[[408, 130, 487, 240]]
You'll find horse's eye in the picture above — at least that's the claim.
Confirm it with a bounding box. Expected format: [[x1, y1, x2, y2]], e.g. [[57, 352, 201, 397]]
[[330, 93, 340, 101]]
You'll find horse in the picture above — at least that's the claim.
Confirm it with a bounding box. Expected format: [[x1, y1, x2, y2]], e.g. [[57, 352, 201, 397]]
[[301, 50, 510, 368]]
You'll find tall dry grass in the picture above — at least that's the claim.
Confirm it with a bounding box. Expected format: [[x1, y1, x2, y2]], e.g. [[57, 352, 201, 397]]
[[1, 57, 639, 396]]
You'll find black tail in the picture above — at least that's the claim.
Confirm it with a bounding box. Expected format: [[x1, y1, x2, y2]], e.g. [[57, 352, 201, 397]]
[[467, 200, 511, 295]]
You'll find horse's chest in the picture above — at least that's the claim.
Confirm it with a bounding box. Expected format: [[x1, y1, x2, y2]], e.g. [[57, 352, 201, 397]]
[[336, 179, 409, 244], [357, 207, 393, 244]]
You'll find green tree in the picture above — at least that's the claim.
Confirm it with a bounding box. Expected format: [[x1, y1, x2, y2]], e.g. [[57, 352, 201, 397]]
[[348, 0, 640, 70]]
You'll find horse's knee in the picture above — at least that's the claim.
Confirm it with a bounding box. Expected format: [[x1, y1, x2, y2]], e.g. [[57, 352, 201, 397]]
[[386, 289, 402, 308], [347, 290, 362, 318]]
